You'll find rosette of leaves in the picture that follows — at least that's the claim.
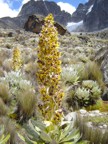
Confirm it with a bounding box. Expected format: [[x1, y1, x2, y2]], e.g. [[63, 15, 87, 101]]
[[18, 119, 87, 144], [75, 87, 90, 107], [76, 81, 101, 108], [82, 80, 98, 89], [65, 80, 101, 109], [62, 66, 79, 85], [82, 80, 101, 100]]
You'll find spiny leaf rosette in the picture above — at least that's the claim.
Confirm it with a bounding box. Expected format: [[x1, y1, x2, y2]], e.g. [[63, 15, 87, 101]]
[[37, 14, 64, 124], [12, 48, 22, 71]]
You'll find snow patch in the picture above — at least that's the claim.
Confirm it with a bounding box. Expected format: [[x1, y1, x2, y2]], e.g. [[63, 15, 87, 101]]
[[67, 21, 83, 32], [86, 5, 93, 15]]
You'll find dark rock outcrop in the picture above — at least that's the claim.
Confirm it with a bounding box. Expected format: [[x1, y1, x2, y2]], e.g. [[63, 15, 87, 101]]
[[24, 14, 70, 35]]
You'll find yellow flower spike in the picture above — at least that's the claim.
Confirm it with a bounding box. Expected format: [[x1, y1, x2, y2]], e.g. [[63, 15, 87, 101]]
[[37, 14, 64, 123], [12, 48, 22, 71]]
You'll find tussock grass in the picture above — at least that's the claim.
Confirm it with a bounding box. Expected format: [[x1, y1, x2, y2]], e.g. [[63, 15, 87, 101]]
[[76, 114, 108, 144], [17, 88, 36, 121], [0, 98, 7, 116], [24, 61, 37, 76], [85, 61, 102, 80], [75, 63, 89, 81], [75, 61, 105, 91], [0, 82, 10, 103], [2, 59, 13, 72], [75, 61, 104, 85], [0, 68, 4, 77]]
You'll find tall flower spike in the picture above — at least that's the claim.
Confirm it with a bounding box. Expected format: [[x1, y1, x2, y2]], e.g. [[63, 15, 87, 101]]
[[12, 48, 22, 71], [37, 14, 64, 124]]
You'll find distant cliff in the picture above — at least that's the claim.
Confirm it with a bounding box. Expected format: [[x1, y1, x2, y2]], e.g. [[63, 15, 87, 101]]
[[84, 0, 108, 31], [71, 0, 108, 32]]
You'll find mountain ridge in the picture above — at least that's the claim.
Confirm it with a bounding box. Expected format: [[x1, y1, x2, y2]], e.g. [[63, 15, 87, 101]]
[[0, 0, 108, 32], [0, 0, 72, 30]]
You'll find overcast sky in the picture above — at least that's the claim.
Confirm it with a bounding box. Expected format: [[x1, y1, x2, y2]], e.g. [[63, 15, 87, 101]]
[[0, 0, 88, 18]]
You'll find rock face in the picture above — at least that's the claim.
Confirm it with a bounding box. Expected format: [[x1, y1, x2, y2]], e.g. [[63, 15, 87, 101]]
[[0, 16, 28, 29], [96, 47, 108, 85], [84, 0, 108, 31], [0, 0, 72, 29], [94, 29, 108, 99], [71, 0, 108, 32], [94, 29, 108, 85], [71, 0, 95, 23], [24, 14, 70, 35]]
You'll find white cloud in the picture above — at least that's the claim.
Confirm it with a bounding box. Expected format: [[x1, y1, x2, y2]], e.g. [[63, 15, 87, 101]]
[[0, 0, 19, 18], [22, 0, 30, 4], [22, 0, 39, 4], [0, 0, 43, 18], [57, 2, 76, 14]]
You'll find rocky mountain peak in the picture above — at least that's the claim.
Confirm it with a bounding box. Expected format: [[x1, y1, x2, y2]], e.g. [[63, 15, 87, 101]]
[[71, 0, 95, 23], [86, 0, 95, 6], [70, 0, 108, 32], [84, 0, 108, 31], [18, 0, 72, 26]]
